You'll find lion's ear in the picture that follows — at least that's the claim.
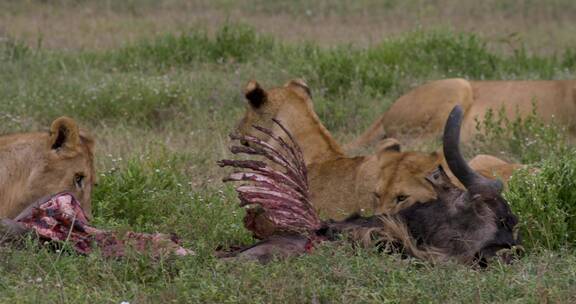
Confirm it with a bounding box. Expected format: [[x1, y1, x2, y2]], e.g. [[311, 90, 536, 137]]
[[376, 138, 401, 153], [285, 79, 312, 98], [375, 138, 401, 161], [430, 151, 442, 162], [244, 80, 267, 109], [79, 130, 95, 154], [49, 117, 81, 152]]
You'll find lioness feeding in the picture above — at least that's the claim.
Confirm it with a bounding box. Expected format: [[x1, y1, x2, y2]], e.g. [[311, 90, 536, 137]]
[[346, 78, 576, 150], [221, 106, 521, 266], [0, 117, 95, 221], [234, 79, 521, 236]]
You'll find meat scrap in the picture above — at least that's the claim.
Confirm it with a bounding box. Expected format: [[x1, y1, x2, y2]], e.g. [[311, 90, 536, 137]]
[[16, 192, 194, 258]]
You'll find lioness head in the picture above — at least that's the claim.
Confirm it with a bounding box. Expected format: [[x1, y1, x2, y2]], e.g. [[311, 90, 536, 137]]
[[0, 117, 95, 219], [371, 150, 443, 214], [236, 79, 313, 139], [235, 79, 344, 165]]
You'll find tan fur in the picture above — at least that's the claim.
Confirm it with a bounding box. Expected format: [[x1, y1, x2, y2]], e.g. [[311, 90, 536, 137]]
[[0, 117, 95, 219], [468, 154, 525, 182], [347, 78, 576, 149], [236, 80, 521, 221]]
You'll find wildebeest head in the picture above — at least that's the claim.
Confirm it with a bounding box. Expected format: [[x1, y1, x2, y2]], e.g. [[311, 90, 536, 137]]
[[397, 106, 520, 265]]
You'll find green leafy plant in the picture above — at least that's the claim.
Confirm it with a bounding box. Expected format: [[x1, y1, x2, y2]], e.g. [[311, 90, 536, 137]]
[[472, 102, 567, 163], [506, 151, 576, 250]]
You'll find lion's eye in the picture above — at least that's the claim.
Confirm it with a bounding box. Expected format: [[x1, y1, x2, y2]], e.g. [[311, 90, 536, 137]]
[[396, 195, 409, 203], [372, 192, 381, 199], [74, 174, 85, 189]]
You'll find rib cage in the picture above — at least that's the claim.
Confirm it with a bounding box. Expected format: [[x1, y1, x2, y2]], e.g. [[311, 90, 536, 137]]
[[218, 119, 321, 236]]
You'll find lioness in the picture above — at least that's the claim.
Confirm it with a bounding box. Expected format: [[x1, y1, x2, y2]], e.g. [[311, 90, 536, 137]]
[[0, 117, 95, 220], [346, 78, 576, 150], [235, 79, 521, 221]]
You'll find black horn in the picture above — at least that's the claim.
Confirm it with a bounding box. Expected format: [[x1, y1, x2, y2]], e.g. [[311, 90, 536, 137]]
[[443, 106, 503, 192]]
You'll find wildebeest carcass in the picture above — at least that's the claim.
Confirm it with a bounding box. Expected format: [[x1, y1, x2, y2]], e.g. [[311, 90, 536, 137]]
[[0, 193, 194, 258], [218, 106, 521, 266]]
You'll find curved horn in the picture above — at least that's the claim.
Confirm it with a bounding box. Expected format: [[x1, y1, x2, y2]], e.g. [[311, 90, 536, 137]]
[[443, 106, 502, 192]]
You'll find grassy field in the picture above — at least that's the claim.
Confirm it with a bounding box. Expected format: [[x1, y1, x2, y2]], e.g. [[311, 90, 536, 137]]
[[1, 1, 576, 303]]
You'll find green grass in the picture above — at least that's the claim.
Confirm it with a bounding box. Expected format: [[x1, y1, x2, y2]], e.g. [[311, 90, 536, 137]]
[[1, 21, 576, 303], [2, 24, 574, 132], [1, 156, 576, 302]]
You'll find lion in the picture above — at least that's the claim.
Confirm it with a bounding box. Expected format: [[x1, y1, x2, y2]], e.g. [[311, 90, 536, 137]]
[[0, 117, 95, 220], [346, 78, 576, 150], [235, 79, 522, 223]]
